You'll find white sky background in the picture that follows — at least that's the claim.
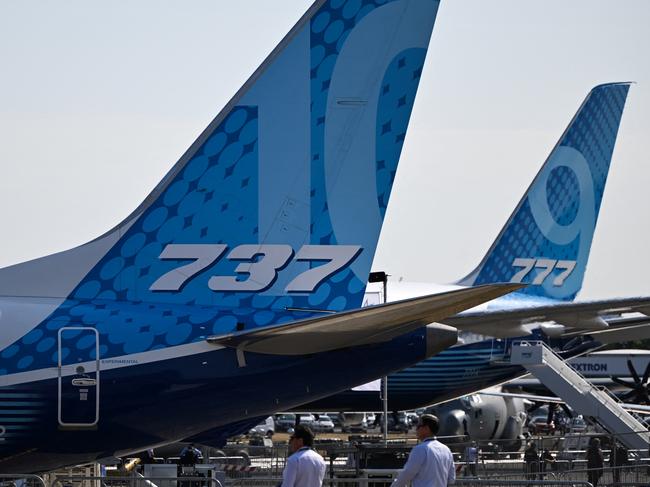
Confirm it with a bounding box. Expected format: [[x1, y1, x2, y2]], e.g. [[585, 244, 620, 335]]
[[0, 0, 648, 300]]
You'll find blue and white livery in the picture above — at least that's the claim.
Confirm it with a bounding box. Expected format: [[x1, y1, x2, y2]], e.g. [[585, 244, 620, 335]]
[[459, 82, 631, 302], [0, 0, 523, 473]]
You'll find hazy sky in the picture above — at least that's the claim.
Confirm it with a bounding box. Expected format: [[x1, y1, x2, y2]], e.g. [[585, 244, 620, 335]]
[[1, 0, 649, 300]]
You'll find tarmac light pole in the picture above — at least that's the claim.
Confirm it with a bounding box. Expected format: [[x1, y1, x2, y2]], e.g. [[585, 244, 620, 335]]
[[369, 271, 389, 444]]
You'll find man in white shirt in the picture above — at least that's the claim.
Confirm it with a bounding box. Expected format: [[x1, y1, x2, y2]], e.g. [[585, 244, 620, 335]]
[[281, 424, 326, 487], [392, 414, 456, 487]]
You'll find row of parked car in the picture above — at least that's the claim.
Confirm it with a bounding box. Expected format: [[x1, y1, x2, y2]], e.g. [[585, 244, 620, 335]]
[[276, 413, 337, 433], [249, 411, 420, 437], [248, 413, 338, 437], [527, 411, 588, 435]]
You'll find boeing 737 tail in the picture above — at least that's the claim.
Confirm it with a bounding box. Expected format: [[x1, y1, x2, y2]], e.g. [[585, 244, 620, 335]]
[[1, 3, 531, 473], [458, 83, 631, 301], [0, 0, 441, 375]]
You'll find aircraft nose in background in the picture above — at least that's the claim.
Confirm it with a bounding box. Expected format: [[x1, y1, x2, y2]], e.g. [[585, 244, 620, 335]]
[[426, 323, 458, 358]]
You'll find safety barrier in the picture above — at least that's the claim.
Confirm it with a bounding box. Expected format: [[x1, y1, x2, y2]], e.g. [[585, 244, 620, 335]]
[[224, 430, 650, 485], [0, 475, 47, 487], [51, 476, 223, 487], [226, 477, 596, 486], [7, 428, 650, 486], [226, 479, 402, 487], [554, 464, 650, 486], [455, 481, 594, 487], [6, 465, 650, 487]]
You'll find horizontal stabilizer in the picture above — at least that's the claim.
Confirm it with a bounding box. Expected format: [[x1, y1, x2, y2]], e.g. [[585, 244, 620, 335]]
[[207, 283, 523, 355]]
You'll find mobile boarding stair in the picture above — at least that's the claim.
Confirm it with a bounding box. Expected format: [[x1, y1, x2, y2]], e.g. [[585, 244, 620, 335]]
[[510, 340, 650, 450]]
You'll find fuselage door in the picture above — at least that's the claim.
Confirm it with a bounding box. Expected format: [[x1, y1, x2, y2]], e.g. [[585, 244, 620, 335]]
[[57, 327, 100, 428]]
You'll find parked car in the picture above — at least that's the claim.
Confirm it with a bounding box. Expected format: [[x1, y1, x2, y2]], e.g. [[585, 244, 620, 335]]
[[371, 412, 410, 432], [329, 412, 367, 432], [568, 416, 588, 433], [297, 414, 316, 428], [405, 412, 419, 427], [528, 416, 555, 435], [329, 413, 347, 431], [387, 412, 410, 433], [313, 415, 335, 433], [275, 413, 296, 432], [248, 416, 275, 437], [366, 413, 376, 426]]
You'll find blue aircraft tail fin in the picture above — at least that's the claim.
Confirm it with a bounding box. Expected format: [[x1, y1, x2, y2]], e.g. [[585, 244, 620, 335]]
[[0, 0, 442, 373], [457, 83, 631, 301], [70, 0, 440, 311]]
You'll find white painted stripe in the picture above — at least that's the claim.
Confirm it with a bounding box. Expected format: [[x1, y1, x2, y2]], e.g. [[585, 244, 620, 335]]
[[0, 341, 224, 387]]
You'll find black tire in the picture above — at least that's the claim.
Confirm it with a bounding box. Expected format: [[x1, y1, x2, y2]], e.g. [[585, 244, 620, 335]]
[[236, 449, 251, 466]]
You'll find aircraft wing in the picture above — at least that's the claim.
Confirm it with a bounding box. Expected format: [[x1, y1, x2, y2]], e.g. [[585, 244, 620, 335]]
[[563, 319, 650, 344], [207, 283, 522, 355], [508, 376, 630, 388], [480, 390, 650, 415], [441, 297, 650, 338]]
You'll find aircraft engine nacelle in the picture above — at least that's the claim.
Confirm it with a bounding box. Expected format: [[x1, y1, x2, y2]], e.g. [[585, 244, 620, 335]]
[[426, 323, 459, 357], [438, 409, 468, 438], [467, 395, 507, 441], [540, 321, 566, 337], [500, 415, 525, 452]]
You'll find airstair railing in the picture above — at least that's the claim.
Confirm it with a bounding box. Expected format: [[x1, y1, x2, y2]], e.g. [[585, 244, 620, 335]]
[[512, 340, 650, 436]]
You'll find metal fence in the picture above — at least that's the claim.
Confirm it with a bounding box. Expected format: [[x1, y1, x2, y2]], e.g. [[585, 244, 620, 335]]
[[226, 477, 596, 487], [0, 475, 47, 487], [454, 481, 594, 487], [6, 428, 650, 487], [51, 477, 223, 487], [115, 430, 650, 486], [5, 469, 646, 487]]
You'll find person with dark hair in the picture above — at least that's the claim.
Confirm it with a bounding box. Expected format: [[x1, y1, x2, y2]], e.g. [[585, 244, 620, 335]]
[[464, 441, 479, 476], [392, 414, 455, 487], [179, 443, 202, 466], [281, 425, 326, 487], [611, 441, 628, 485], [524, 442, 539, 480], [138, 448, 155, 465], [540, 448, 555, 476], [586, 438, 604, 487]]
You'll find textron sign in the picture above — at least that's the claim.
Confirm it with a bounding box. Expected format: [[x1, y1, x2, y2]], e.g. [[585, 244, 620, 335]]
[[568, 354, 650, 377], [570, 362, 608, 373]]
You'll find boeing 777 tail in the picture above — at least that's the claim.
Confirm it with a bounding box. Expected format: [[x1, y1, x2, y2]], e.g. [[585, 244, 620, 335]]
[[302, 83, 650, 414], [458, 82, 631, 301]]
